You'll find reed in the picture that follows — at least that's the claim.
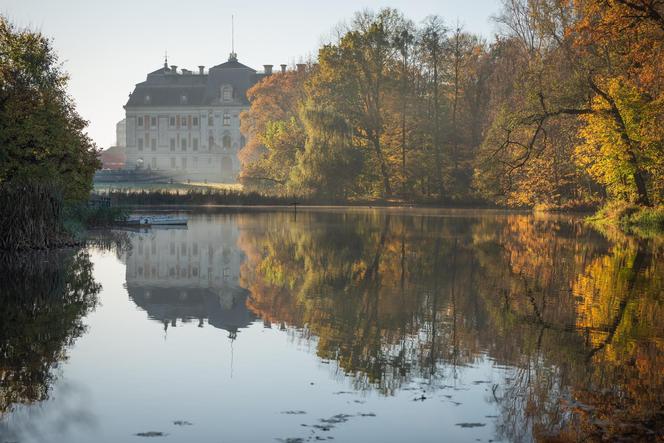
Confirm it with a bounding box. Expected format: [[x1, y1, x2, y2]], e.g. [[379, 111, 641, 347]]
[[0, 181, 74, 251], [103, 187, 303, 206]]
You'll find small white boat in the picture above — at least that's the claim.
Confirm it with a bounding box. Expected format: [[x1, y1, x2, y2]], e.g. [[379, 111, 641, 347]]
[[126, 215, 188, 226]]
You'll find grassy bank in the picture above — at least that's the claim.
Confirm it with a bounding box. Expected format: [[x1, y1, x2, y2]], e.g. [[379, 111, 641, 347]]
[[532, 200, 600, 213], [588, 202, 664, 236]]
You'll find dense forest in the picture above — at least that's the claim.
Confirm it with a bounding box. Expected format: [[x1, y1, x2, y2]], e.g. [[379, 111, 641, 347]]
[[239, 0, 664, 211]]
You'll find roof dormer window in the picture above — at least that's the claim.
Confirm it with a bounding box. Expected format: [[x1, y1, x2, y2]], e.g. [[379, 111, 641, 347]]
[[222, 85, 232, 101], [144, 95, 151, 104], [180, 94, 188, 104]]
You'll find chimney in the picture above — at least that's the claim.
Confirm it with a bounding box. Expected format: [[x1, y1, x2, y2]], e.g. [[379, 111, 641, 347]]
[[263, 64, 273, 75], [198, 65, 205, 75], [280, 64, 287, 73], [296, 64, 306, 73], [170, 65, 178, 73]]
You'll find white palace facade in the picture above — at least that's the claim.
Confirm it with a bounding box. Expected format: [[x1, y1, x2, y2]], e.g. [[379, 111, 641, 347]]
[[124, 53, 270, 183]]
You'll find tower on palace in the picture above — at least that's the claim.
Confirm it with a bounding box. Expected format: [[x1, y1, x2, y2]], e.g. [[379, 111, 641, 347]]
[[123, 52, 270, 183]]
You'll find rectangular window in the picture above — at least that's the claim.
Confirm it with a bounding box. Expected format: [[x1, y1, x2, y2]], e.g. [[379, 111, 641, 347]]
[[151, 157, 157, 169], [181, 116, 187, 127], [193, 157, 198, 169], [223, 86, 232, 101], [137, 116, 144, 127], [170, 138, 175, 151], [223, 113, 230, 126], [169, 116, 176, 127], [193, 117, 199, 127], [208, 114, 213, 126], [137, 138, 143, 150], [181, 138, 187, 151], [208, 135, 214, 150], [181, 157, 187, 170], [150, 116, 157, 127], [170, 157, 176, 169], [193, 138, 198, 151], [151, 138, 156, 151]]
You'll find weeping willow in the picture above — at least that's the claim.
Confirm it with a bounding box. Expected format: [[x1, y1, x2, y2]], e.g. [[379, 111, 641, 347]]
[[289, 103, 362, 199]]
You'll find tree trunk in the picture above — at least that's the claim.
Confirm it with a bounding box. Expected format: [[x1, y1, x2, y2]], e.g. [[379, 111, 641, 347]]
[[433, 54, 444, 198], [451, 29, 461, 178], [589, 78, 651, 206], [401, 51, 408, 197], [372, 136, 392, 196]]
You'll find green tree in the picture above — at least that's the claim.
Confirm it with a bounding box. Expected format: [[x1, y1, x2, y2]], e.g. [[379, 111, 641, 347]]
[[0, 16, 99, 200], [290, 103, 362, 199]]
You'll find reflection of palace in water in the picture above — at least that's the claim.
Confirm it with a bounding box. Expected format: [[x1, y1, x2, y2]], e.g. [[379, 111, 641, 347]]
[[124, 217, 255, 338]]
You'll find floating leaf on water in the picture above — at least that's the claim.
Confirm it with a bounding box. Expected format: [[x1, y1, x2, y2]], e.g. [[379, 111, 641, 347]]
[[135, 431, 167, 437]]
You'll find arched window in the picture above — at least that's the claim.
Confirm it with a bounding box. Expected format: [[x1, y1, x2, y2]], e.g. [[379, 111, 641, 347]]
[[222, 134, 231, 149]]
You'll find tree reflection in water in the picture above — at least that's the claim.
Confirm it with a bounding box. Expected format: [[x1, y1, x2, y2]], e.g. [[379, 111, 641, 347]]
[[237, 210, 663, 441], [0, 249, 101, 419]]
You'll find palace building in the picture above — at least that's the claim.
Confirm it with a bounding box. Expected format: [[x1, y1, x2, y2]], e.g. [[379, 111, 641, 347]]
[[123, 52, 272, 183], [124, 215, 254, 338]]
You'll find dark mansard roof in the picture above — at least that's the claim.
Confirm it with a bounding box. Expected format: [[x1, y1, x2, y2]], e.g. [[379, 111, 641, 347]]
[[127, 284, 256, 334], [125, 55, 265, 108]]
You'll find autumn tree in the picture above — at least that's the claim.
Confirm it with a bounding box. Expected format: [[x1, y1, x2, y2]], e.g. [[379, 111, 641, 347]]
[[309, 9, 413, 197], [573, 0, 664, 206], [238, 4, 663, 210], [475, 0, 663, 208], [418, 17, 448, 197], [239, 69, 307, 193]]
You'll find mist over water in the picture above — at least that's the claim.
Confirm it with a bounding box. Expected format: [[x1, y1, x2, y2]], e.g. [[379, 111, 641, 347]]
[[1, 209, 662, 442]]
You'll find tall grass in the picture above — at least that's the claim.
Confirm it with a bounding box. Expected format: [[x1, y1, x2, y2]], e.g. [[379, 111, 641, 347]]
[[0, 181, 73, 251], [102, 188, 303, 206]]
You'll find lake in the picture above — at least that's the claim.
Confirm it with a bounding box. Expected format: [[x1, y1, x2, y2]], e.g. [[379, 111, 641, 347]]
[[1, 208, 662, 442]]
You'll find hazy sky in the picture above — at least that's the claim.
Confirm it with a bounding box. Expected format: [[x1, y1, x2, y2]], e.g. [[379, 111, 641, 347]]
[[1, 0, 502, 148]]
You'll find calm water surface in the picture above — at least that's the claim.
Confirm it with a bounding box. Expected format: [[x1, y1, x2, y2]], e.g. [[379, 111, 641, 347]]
[[1, 209, 662, 442]]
